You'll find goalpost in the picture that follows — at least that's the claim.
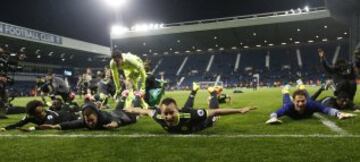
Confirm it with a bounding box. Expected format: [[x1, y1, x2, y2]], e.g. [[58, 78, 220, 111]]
[[197, 75, 223, 88], [197, 81, 224, 88]]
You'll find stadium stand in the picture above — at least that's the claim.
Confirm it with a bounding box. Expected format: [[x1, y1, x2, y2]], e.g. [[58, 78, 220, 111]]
[[0, 7, 353, 93]]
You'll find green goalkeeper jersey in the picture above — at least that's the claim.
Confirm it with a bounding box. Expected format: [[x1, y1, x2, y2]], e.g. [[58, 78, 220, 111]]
[[110, 53, 146, 91]]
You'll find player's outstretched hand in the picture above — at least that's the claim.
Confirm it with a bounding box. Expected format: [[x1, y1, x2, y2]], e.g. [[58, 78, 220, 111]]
[[134, 90, 145, 98], [337, 112, 356, 120], [239, 106, 257, 113], [0, 128, 6, 132], [121, 89, 130, 98], [103, 121, 119, 129], [17, 127, 35, 132], [38, 124, 58, 130], [192, 82, 200, 92], [265, 118, 282, 124]]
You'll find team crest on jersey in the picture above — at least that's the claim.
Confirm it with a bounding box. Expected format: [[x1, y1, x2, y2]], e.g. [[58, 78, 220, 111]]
[[197, 110, 205, 116], [47, 115, 53, 120]]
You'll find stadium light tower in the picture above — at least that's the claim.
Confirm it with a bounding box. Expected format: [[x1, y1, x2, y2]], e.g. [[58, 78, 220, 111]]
[[111, 25, 129, 36], [104, 0, 127, 22], [103, 0, 129, 50], [304, 6, 310, 12]]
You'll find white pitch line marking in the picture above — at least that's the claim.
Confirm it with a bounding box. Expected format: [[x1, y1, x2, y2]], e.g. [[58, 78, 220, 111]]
[[314, 113, 349, 135], [0, 133, 359, 138]]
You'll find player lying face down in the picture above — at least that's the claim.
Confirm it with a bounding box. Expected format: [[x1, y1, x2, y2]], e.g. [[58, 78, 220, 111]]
[[125, 83, 256, 134], [310, 84, 357, 110], [266, 89, 355, 124], [0, 100, 78, 132], [39, 96, 138, 130]]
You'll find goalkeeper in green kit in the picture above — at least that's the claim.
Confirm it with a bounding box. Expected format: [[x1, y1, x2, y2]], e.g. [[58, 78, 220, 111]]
[[110, 50, 150, 109]]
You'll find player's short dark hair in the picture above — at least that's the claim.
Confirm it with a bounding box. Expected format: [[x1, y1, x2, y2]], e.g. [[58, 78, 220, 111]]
[[337, 92, 350, 100], [53, 97, 63, 103], [160, 97, 177, 106], [111, 50, 123, 59], [26, 100, 44, 115], [93, 94, 103, 102], [292, 89, 308, 99], [41, 85, 50, 93], [82, 103, 98, 117], [83, 107, 96, 116]]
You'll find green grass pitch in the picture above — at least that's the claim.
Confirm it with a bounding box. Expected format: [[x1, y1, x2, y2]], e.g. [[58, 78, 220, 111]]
[[1, 86, 360, 161]]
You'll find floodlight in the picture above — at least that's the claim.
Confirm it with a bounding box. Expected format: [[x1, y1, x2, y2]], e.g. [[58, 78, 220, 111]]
[[104, 0, 127, 8], [304, 6, 310, 12], [111, 25, 129, 35]]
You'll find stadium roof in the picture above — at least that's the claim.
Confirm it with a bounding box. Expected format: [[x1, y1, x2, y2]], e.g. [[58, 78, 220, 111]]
[[0, 21, 110, 55], [112, 7, 349, 56], [0, 21, 111, 67], [0, 0, 326, 46]]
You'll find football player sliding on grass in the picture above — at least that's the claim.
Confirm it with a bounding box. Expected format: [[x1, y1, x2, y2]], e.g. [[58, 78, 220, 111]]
[[0, 100, 78, 132], [266, 85, 355, 124], [125, 83, 256, 134], [37, 93, 139, 130]]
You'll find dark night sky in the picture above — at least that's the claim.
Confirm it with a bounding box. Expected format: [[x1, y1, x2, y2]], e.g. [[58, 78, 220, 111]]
[[0, 0, 325, 46]]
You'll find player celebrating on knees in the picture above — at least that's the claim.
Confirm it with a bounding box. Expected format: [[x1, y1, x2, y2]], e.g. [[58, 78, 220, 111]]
[[265, 86, 355, 124], [125, 83, 256, 134]]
